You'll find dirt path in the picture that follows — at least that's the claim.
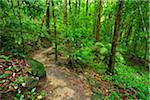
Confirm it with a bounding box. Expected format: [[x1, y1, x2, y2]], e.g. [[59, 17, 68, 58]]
[[32, 47, 92, 100]]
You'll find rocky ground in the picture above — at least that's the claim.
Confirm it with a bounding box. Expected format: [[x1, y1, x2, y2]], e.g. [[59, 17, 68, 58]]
[[32, 47, 92, 100]]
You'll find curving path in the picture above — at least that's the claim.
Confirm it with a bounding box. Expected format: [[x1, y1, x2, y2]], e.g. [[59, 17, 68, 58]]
[[32, 47, 92, 100]]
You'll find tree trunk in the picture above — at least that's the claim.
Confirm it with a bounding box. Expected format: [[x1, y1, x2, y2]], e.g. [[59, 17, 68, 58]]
[[85, 0, 89, 29], [95, 0, 102, 42], [52, 0, 57, 62], [133, 34, 137, 53], [86, 0, 88, 16], [69, 0, 71, 14], [46, 0, 50, 34], [64, 0, 67, 25], [75, 0, 78, 15], [107, 0, 124, 74], [93, 0, 97, 35], [78, 0, 80, 14]]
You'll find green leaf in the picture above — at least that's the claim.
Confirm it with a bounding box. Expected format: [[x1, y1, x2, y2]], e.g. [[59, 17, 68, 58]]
[[100, 47, 108, 54], [0, 55, 10, 60], [0, 74, 9, 79], [31, 88, 36, 93]]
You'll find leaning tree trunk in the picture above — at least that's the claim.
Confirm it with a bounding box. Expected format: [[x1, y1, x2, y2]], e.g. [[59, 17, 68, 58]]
[[95, 0, 102, 42], [52, 0, 57, 62], [46, 0, 50, 34], [64, 0, 67, 25], [107, 0, 124, 74]]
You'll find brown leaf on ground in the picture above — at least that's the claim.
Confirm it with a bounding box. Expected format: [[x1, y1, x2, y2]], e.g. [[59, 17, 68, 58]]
[[4, 70, 13, 75]]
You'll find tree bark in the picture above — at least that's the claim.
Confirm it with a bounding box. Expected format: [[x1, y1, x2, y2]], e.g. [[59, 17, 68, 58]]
[[93, 0, 97, 35], [75, 0, 78, 15], [78, 0, 80, 14], [107, 0, 124, 74], [86, 0, 88, 16], [52, 0, 57, 62], [64, 0, 67, 25], [69, 0, 72, 14], [95, 0, 102, 42], [46, 0, 50, 34]]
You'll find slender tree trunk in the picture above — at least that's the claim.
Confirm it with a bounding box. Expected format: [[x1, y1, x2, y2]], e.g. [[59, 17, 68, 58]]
[[145, 37, 148, 60], [86, 0, 88, 16], [93, 0, 97, 34], [69, 0, 71, 14], [64, 0, 67, 25], [133, 34, 137, 53], [52, 0, 57, 62], [85, 0, 89, 30], [107, 0, 124, 74], [78, 0, 80, 14], [75, 0, 78, 15], [46, 0, 50, 34], [95, 0, 102, 42]]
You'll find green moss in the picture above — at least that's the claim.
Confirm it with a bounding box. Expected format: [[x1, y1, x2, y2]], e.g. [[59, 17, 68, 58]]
[[26, 58, 46, 78]]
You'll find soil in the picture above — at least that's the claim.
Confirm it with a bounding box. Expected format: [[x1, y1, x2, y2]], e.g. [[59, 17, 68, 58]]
[[32, 47, 92, 100]]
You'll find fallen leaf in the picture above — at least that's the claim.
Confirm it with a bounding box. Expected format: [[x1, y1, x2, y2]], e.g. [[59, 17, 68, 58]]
[[4, 70, 13, 75]]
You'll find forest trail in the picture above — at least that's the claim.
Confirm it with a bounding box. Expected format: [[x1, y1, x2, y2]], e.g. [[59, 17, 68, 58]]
[[32, 47, 92, 100]]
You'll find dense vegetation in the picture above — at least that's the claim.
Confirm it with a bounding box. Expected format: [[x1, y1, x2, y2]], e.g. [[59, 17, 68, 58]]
[[0, 0, 149, 99]]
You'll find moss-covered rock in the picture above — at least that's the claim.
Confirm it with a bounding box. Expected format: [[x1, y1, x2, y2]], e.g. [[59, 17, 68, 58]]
[[26, 58, 46, 78]]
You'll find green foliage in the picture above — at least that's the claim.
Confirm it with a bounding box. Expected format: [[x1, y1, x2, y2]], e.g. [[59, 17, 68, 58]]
[[0, 74, 9, 79], [0, 55, 11, 60], [0, 0, 148, 99], [15, 76, 25, 85], [92, 92, 104, 100], [26, 58, 46, 78], [14, 88, 36, 100], [103, 65, 149, 99], [0, 0, 47, 55], [14, 87, 46, 100], [115, 52, 126, 65], [109, 91, 120, 100], [93, 42, 111, 64]]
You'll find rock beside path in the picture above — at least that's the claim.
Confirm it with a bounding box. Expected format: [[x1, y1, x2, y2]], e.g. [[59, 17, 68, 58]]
[[33, 47, 92, 100]]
